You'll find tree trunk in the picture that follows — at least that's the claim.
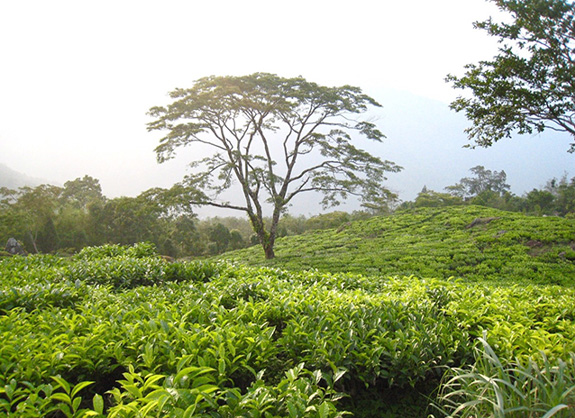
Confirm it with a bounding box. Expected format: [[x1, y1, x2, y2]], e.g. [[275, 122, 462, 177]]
[[247, 212, 276, 260], [28, 230, 39, 254], [263, 242, 275, 259], [257, 228, 276, 260]]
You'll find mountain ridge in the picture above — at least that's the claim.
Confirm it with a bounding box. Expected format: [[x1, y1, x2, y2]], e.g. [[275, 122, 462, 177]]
[[0, 162, 49, 189]]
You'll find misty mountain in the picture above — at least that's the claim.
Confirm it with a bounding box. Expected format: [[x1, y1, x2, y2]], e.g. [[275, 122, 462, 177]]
[[0, 162, 47, 189], [365, 88, 573, 201]]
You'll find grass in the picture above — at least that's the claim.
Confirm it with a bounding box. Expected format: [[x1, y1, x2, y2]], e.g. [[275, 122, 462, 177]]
[[433, 335, 575, 417]]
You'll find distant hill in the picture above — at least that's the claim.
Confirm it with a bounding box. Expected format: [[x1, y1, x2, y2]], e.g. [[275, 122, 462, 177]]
[[0, 163, 45, 189], [221, 206, 575, 286]]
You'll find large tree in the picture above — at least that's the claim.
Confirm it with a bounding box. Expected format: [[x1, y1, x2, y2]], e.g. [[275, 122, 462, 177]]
[[148, 73, 401, 259], [447, 0, 575, 152]]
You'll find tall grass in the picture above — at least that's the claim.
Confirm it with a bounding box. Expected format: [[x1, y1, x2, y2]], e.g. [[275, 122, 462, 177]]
[[433, 335, 575, 417]]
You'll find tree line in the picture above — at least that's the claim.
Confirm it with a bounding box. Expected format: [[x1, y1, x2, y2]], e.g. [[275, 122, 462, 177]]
[[0, 176, 243, 257], [0, 175, 370, 257], [400, 166, 575, 216], [1, 167, 573, 257]]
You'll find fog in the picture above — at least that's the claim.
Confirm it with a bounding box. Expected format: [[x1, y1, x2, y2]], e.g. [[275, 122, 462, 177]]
[[0, 0, 572, 216]]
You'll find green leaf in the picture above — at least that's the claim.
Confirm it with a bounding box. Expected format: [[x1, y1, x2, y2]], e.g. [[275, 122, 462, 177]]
[[141, 374, 164, 391], [218, 358, 226, 376], [138, 399, 160, 416], [287, 400, 298, 417], [51, 376, 71, 395], [123, 384, 143, 400], [318, 401, 331, 418], [71, 381, 94, 398], [50, 392, 72, 405], [92, 393, 104, 415], [182, 403, 197, 418], [542, 404, 569, 418], [72, 396, 82, 412], [333, 369, 346, 384]]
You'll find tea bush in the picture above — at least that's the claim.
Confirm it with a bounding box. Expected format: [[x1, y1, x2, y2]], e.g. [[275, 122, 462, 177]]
[[223, 206, 575, 286], [1, 229, 574, 416]]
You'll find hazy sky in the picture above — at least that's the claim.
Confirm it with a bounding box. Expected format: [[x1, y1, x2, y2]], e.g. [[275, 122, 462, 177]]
[[0, 0, 573, 214]]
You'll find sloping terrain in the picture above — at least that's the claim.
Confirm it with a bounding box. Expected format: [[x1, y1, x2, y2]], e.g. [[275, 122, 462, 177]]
[[1, 245, 575, 417], [223, 206, 575, 286], [0, 162, 45, 189]]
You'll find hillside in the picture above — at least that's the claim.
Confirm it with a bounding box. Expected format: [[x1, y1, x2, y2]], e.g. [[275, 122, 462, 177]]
[[2, 243, 575, 417], [222, 206, 575, 286], [0, 162, 45, 189]]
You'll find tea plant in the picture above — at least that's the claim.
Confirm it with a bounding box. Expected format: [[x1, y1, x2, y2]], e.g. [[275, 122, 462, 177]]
[[1, 234, 575, 416], [222, 206, 575, 286]]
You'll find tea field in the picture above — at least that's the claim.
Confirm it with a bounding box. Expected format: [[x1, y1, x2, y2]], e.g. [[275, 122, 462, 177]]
[[1, 206, 575, 417], [224, 206, 575, 287]]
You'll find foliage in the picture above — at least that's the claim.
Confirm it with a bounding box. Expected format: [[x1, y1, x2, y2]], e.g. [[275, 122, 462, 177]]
[[445, 165, 510, 199], [548, 174, 575, 216], [67, 243, 219, 289], [222, 205, 575, 286], [447, 0, 575, 152], [75, 242, 159, 260], [305, 211, 352, 231], [413, 187, 464, 208], [0, 180, 249, 258], [61, 175, 104, 210], [1, 237, 574, 416], [403, 171, 575, 217], [434, 336, 575, 417], [148, 73, 401, 259]]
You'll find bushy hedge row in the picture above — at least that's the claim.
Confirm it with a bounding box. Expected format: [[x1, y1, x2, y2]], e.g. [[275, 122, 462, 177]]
[[1, 244, 574, 416]]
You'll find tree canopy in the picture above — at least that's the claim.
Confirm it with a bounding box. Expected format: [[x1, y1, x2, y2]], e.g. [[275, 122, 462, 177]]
[[445, 165, 511, 199], [447, 0, 575, 152], [148, 73, 401, 258]]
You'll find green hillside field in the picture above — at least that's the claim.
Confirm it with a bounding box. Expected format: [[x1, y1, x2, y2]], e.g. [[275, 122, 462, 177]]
[[1, 206, 574, 417], [222, 205, 575, 287]]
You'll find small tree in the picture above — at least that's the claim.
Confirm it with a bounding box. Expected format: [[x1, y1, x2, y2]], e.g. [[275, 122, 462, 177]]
[[524, 188, 556, 215], [446, 166, 511, 199], [148, 73, 401, 259], [208, 223, 231, 254], [14, 185, 62, 253], [61, 175, 104, 209], [447, 0, 575, 152], [414, 189, 464, 207], [550, 175, 575, 215]]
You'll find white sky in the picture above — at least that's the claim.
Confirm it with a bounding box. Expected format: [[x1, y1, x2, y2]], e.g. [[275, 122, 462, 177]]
[[0, 0, 572, 212]]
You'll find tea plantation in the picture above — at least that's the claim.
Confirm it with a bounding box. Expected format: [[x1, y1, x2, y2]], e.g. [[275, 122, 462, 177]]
[[1, 206, 574, 417], [224, 206, 575, 287]]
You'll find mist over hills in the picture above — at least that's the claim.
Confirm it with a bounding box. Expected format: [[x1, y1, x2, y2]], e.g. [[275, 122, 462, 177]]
[[0, 162, 48, 189], [370, 88, 573, 201], [0, 88, 572, 217]]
